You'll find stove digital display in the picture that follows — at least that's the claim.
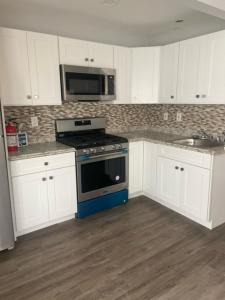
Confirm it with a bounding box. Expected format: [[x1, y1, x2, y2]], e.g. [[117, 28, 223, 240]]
[[75, 120, 91, 126]]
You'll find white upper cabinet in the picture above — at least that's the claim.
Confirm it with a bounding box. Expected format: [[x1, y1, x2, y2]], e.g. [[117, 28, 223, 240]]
[[201, 30, 225, 103], [59, 37, 90, 66], [176, 30, 225, 104], [159, 42, 179, 103], [177, 36, 202, 103], [131, 47, 160, 103], [0, 28, 32, 106], [114, 46, 131, 103], [27, 32, 61, 105], [0, 28, 61, 106], [88, 41, 114, 68], [59, 37, 114, 68]]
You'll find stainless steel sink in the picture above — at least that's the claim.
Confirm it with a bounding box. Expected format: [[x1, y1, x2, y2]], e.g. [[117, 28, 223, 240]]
[[172, 138, 224, 148]]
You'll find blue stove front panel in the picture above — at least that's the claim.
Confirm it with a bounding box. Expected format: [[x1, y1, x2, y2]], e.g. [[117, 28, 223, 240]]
[[77, 189, 128, 219]]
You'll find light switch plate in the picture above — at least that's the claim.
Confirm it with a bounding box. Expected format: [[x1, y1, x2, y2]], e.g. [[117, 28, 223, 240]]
[[176, 112, 182, 122], [163, 112, 168, 121], [31, 116, 38, 127]]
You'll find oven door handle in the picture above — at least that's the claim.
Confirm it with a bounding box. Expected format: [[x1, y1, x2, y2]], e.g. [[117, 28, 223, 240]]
[[78, 149, 128, 161]]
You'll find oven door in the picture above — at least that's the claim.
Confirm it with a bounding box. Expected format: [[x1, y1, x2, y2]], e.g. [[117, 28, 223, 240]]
[[60, 65, 116, 101], [76, 150, 128, 202]]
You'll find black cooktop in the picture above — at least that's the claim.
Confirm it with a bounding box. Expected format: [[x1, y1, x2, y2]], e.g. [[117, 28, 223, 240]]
[[57, 132, 128, 149]]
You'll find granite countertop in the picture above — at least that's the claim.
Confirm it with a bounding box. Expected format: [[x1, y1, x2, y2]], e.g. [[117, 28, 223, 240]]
[[117, 129, 225, 156], [8, 130, 225, 161], [8, 142, 75, 161]]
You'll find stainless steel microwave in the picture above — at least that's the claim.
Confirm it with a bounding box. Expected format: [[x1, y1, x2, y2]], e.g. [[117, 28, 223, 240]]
[[60, 65, 116, 101]]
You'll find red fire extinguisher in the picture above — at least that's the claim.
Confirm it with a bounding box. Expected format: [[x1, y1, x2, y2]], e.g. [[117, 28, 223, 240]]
[[6, 121, 18, 153]]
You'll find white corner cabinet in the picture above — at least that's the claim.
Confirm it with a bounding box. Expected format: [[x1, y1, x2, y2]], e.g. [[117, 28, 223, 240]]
[[0, 28, 61, 106], [10, 152, 77, 236], [129, 140, 225, 229], [159, 42, 179, 102], [131, 47, 160, 103]]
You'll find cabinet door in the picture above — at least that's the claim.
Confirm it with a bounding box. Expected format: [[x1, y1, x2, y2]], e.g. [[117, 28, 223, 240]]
[[129, 141, 143, 196], [12, 172, 49, 232], [159, 43, 179, 102], [201, 31, 225, 103], [177, 37, 201, 103], [58, 37, 89, 66], [89, 42, 114, 68], [27, 32, 61, 105], [143, 142, 158, 197], [131, 47, 160, 103], [157, 157, 180, 207], [180, 163, 210, 220], [0, 28, 32, 106], [114, 46, 131, 102], [48, 167, 77, 220]]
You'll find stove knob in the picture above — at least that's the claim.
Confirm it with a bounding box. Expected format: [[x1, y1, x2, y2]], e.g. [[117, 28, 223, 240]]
[[83, 149, 90, 154], [90, 148, 96, 153]]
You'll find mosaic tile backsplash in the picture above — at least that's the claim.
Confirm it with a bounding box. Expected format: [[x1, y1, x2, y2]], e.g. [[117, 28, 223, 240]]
[[4, 103, 225, 144]]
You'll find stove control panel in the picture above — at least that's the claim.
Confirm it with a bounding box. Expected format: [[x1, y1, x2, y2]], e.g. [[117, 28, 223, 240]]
[[79, 143, 128, 157]]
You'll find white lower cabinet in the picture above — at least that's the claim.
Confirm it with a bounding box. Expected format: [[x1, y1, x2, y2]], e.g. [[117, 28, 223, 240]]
[[157, 157, 181, 208], [143, 142, 158, 197], [47, 167, 76, 220], [12, 172, 49, 233], [129, 141, 143, 196], [10, 153, 77, 236], [180, 162, 210, 220], [132, 141, 218, 228], [156, 156, 210, 221]]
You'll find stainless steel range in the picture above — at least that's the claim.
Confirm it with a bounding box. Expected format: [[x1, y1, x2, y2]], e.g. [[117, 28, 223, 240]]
[[56, 117, 129, 218]]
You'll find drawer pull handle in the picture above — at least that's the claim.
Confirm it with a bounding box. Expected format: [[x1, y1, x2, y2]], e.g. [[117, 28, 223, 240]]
[[44, 162, 49, 166], [175, 166, 179, 170], [42, 177, 47, 181], [49, 176, 54, 180], [180, 168, 184, 172]]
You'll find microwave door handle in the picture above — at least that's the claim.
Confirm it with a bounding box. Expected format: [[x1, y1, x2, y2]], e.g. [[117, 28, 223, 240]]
[[104, 75, 108, 95]]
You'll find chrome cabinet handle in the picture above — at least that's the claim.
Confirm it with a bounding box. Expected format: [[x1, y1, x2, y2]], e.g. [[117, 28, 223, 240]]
[[27, 95, 32, 99], [42, 177, 47, 181], [49, 176, 54, 180], [44, 162, 49, 166]]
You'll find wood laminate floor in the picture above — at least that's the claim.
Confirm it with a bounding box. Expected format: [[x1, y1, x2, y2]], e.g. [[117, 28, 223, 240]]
[[1, 196, 225, 300]]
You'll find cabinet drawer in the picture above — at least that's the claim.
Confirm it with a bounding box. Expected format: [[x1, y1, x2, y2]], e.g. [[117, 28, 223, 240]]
[[10, 152, 75, 176], [159, 145, 211, 169]]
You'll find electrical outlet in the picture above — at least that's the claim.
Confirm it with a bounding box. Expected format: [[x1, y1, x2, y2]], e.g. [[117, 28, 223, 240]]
[[31, 116, 39, 127], [163, 112, 168, 121], [176, 112, 182, 122]]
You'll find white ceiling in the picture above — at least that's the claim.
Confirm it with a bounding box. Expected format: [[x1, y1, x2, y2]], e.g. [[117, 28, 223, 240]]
[[0, 0, 225, 46]]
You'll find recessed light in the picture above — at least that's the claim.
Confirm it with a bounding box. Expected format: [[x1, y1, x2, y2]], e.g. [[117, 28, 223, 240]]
[[101, 0, 120, 6], [176, 19, 184, 23]]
